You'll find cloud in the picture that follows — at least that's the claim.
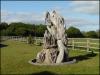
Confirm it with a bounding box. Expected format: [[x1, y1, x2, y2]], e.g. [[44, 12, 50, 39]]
[[1, 9, 99, 31], [65, 17, 99, 26], [1, 10, 45, 24], [64, 16, 99, 31], [1, 9, 99, 26], [70, 1, 99, 15]]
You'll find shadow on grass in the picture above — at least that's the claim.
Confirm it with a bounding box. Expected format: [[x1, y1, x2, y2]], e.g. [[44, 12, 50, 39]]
[[69, 52, 97, 62], [0, 44, 8, 48], [30, 71, 57, 75]]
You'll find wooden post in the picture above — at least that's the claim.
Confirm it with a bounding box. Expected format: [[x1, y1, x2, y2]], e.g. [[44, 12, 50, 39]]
[[35, 37, 37, 44], [72, 39, 74, 50], [87, 38, 90, 52]]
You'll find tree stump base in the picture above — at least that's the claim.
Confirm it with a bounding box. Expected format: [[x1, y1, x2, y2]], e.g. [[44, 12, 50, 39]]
[[29, 10, 70, 64], [28, 58, 76, 66]]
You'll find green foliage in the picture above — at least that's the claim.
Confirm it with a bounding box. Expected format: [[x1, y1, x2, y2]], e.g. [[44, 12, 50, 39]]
[[35, 24, 46, 37], [0, 22, 98, 38], [0, 22, 46, 37], [0, 30, 7, 36], [8, 22, 35, 36], [96, 30, 100, 38], [84, 31, 98, 38], [15, 27, 27, 36], [0, 22, 9, 30], [66, 26, 84, 38], [28, 34, 34, 44], [5, 24, 16, 36], [0, 22, 9, 36]]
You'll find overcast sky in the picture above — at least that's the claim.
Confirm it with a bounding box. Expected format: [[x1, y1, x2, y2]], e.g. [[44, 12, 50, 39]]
[[1, 1, 99, 31]]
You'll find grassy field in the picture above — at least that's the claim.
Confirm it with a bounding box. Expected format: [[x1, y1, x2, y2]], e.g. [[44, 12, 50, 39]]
[[1, 40, 99, 75]]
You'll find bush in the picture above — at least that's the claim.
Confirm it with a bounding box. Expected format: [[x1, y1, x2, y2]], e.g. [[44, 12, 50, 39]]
[[28, 34, 34, 44]]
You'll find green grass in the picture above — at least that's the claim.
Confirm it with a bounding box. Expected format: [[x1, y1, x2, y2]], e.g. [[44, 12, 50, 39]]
[[1, 40, 99, 74]]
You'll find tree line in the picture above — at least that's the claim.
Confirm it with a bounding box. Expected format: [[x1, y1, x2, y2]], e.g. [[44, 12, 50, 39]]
[[0, 22, 99, 38]]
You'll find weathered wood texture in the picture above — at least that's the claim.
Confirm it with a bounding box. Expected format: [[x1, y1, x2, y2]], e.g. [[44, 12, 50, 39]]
[[36, 10, 68, 64]]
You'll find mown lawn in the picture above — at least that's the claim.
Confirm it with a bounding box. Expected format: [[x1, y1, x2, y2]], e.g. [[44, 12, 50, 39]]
[[1, 40, 99, 75]]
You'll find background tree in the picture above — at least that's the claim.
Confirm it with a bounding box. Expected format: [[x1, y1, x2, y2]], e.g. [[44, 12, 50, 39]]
[[34, 24, 46, 37], [0, 22, 98, 38], [0, 22, 9, 30], [96, 29, 100, 38], [66, 26, 84, 38], [15, 27, 27, 36], [84, 31, 98, 38]]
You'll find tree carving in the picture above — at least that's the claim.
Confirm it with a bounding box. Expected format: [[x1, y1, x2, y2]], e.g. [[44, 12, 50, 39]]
[[36, 10, 68, 64]]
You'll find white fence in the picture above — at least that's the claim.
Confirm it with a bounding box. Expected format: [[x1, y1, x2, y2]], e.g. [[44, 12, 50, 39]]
[[1, 36, 99, 53], [67, 38, 99, 52], [1, 36, 28, 42], [35, 37, 99, 52]]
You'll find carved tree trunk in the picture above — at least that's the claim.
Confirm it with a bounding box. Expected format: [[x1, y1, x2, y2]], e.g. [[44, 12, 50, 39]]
[[36, 10, 68, 64]]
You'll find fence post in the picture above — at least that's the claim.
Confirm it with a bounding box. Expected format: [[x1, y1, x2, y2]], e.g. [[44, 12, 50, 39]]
[[35, 37, 37, 44], [87, 38, 90, 52], [72, 39, 74, 50]]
